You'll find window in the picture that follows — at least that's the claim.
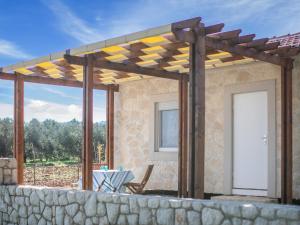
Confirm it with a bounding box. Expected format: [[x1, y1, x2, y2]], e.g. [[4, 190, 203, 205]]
[[155, 101, 178, 152]]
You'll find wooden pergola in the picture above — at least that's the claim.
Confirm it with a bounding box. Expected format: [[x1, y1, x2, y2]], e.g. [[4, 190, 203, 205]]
[[1, 17, 299, 203]]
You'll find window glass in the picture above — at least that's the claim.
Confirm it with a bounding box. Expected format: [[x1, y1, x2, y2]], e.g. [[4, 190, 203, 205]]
[[159, 109, 178, 149]]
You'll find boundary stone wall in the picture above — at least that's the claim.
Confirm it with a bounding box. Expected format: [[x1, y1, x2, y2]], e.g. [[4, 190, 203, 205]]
[[0, 185, 299, 225]]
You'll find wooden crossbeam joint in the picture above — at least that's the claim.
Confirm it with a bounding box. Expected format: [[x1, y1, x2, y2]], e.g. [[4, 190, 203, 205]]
[[172, 17, 202, 30], [171, 18, 202, 43]]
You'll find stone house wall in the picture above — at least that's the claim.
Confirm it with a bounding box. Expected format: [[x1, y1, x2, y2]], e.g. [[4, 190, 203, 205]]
[[114, 56, 300, 199], [0, 185, 299, 225]]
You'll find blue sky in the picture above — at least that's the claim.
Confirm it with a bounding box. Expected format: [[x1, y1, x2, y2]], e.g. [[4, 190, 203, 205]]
[[0, 0, 299, 121]]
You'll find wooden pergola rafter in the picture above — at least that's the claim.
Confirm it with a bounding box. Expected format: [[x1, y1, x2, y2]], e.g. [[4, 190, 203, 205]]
[[0, 16, 298, 204]]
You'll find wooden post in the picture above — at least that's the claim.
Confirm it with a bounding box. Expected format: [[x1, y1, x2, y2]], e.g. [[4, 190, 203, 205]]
[[107, 85, 114, 169], [82, 55, 94, 190], [188, 24, 206, 199], [14, 76, 24, 184], [281, 59, 293, 204], [178, 76, 188, 197]]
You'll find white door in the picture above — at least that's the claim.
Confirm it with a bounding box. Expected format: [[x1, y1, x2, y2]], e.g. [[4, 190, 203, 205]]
[[232, 91, 268, 196]]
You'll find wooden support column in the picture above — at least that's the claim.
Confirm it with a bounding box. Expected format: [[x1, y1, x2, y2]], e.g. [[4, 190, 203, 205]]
[[178, 76, 188, 197], [281, 59, 293, 204], [14, 76, 24, 184], [82, 55, 94, 190], [107, 85, 114, 169], [188, 24, 206, 199]]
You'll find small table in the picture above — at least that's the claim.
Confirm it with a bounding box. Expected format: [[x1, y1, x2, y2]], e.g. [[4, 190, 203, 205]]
[[79, 170, 134, 193]]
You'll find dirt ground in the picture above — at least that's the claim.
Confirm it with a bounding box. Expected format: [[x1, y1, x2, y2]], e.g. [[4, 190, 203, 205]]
[[24, 164, 81, 188]]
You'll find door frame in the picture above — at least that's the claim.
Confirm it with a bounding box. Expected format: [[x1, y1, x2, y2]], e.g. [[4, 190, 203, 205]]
[[224, 80, 276, 197]]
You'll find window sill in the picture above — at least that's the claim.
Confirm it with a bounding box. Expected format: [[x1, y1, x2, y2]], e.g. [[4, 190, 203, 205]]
[[158, 147, 178, 152]]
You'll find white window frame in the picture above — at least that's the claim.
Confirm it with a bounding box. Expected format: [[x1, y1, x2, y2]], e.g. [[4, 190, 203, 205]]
[[154, 101, 179, 152], [149, 93, 178, 161]]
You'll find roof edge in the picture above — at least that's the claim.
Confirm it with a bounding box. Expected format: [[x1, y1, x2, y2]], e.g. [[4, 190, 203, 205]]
[[2, 24, 172, 72]]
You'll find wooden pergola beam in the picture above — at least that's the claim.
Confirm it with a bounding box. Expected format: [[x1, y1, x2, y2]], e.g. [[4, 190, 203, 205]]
[[172, 19, 206, 199], [285, 48, 300, 57], [205, 23, 224, 35], [178, 76, 188, 198], [269, 46, 291, 55], [13, 76, 24, 184], [0, 72, 15, 80], [0, 72, 116, 91], [107, 85, 115, 169], [186, 24, 206, 199], [64, 54, 187, 80], [258, 42, 280, 51], [82, 55, 94, 190], [281, 58, 293, 204], [205, 37, 283, 65], [208, 29, 242, 40], [228, 34, 256, 45], [241, 38, 269, 48]]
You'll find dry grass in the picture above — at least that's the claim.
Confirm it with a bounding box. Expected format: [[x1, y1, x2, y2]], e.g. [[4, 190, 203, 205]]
[[24, 164, 81, 188]]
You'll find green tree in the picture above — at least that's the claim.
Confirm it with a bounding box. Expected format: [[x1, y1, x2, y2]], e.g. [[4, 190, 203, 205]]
[[58, 119, 82, 160], [0, 118, 13, 157], [93, 121, 106, 162], [0, 117, 106, 162], [25, 119, 42, 161]]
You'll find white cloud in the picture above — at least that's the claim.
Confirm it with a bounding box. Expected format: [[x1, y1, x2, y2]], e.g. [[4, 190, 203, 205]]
[[42, 0, 300, 44], [42, 87, 81, 101], [43, 0, 103, 44], [0, 99, 106, 122], [117, 0, 300, 38], [0, 39, 33, 59], [24, 99, 81, 122], [265, 1, 300, 35], [115, 0, 299, 32], [0, 103, 13, 119], [205, 0, 275, 23], [25, 99, 106, 122]]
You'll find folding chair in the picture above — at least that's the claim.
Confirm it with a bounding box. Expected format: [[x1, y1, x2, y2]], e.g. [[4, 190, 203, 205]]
[[125, 165, 154, 194]]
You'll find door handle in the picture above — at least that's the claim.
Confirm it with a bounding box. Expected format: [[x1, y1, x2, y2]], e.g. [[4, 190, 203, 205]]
[[261, 135, 268, 145]]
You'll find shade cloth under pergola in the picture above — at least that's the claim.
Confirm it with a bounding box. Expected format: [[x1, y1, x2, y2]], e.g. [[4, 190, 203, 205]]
[[2, 17, 299, 85]]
